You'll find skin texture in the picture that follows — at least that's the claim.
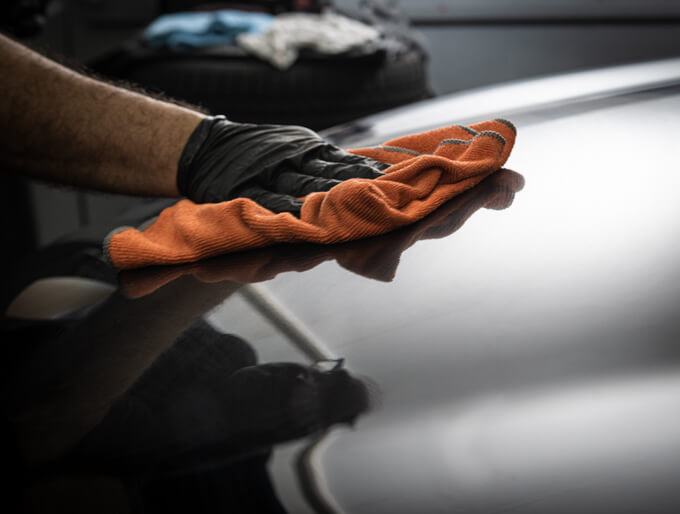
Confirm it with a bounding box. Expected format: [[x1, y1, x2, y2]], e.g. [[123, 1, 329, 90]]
[[0, 32, 204, 196]]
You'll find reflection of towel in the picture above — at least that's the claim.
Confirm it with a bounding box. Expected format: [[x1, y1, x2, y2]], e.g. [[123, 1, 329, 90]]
[[237, 12, 381, 69], [119, 169, 524, 298], [143, 10, 273, 50], [105, 119, 516, 270]]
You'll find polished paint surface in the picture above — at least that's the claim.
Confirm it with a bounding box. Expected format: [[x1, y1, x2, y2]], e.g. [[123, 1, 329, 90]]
[[3, 68, 680, 514], [214, 85, 680, 513]]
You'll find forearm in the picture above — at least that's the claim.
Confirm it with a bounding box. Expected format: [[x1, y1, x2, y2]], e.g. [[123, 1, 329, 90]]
[[0, 33, 204, 196]]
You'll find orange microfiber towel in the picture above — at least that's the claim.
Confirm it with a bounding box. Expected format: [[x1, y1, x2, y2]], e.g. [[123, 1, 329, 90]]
[[105, 119, 516, 270]]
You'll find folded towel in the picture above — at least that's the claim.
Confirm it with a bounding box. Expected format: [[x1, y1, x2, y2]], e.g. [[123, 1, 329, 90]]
[[118, 168, 524, 298], [144, 10, 274, 50], [104, 119, 516, 270]]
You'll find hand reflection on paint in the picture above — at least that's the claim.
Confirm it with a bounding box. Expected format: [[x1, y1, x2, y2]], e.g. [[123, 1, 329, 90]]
[[75, 320, 372, 471]]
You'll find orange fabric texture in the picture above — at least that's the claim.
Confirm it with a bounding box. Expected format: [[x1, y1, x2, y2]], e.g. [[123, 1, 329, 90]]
[[105, 119, 516, 270]]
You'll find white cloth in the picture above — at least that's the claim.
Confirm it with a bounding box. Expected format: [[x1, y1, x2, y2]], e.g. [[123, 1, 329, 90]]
[[237, 12, 381, 70]]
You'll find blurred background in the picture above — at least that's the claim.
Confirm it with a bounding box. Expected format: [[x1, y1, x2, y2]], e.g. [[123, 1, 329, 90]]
[[3, 0, 680, 259]]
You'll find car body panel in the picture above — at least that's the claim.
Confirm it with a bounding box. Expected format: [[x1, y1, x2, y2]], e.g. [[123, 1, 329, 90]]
[[212, 77, 680, 512], [4, 59, 680, 514], [323, 57, 680, 147]]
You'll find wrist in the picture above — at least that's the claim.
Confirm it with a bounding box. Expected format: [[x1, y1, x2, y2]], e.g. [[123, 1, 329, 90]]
[[176, 115, 230, 198]]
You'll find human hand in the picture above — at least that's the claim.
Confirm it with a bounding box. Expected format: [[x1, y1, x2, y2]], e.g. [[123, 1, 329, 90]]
[[177, 116, 386, 214]]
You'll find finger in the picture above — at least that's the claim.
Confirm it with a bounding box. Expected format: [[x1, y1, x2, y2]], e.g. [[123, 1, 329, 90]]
[[275, 170, 343, 197], [317, 146, 391, 170], [318, 145, 375, 164], [347, 146, 414, 166], [235, 183, 303, 215], [302, 159, 385, 181]]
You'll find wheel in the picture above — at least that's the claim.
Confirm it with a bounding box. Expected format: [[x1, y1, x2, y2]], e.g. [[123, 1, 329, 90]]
[[93, 43, 431, 130]]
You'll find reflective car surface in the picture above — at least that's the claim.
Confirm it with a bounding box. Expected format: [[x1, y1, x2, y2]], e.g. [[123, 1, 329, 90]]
[[3, 58, 680, 513]]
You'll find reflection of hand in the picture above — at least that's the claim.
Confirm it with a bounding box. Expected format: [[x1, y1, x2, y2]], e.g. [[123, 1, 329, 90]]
[[121, 168, 524, 296], [75, 322, 370, 471], [178, 117, 385, 214]]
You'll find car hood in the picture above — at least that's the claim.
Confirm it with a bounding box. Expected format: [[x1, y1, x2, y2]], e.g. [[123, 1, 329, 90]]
[[323, 57, 680, 146], [4, 59, 680, 514]]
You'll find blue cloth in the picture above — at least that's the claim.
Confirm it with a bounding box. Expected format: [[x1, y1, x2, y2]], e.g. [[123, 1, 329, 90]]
[[144, 10, 274, 50]]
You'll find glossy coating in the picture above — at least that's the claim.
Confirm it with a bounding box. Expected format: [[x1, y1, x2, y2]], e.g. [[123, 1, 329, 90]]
[[3, 69, 680, 513], [322, 57, 680, 147]]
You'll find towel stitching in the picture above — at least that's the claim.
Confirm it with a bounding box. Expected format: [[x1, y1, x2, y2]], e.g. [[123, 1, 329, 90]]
[[374, 130, 505, 157], [370, 145, 421, 156], [102, 226, 135, 266], [457, 125, 478, 135], [494, 118, 517, 135], [477, 130, 507, 145], [438, 138, 472, 147]]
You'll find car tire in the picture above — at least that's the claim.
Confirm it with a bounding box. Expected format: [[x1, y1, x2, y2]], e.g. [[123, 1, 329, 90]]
[[94, 45, 431, 130]]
